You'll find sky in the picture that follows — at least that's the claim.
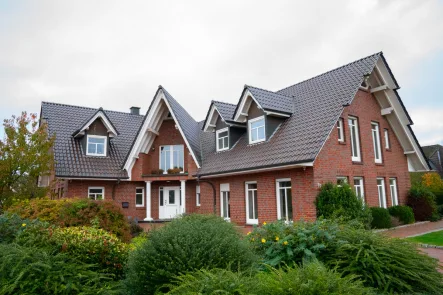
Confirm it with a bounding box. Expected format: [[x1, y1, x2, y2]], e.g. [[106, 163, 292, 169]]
[[0, 0, 442, 146]]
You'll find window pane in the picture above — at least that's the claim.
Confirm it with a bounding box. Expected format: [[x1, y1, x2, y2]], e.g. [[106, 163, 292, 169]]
[[287, 188, 293, 220], [218, 138, 223, 149], [89, 137, 105, 144], [89, 189, 102, 194], [248, 191, 254, 219], [248, 183, 257, 190], [96, 194, 103, 200], [169, 190, 175, 204], [351, 126, 357, 157], [257, 126, 265, 140], [377, 179, 382, 186], [165, 149, 171, 169], [219, 131, 228, 137], [136, 194, 143, 205], [160, 189, 164, 206], [96, 143, 104, 154], [253, 192, 258, 220], [88, 144, 96, 154], [251, 119, 264, 129], [280, 188, 286, 219], [251, 129, 257, 141], [136, 188, 143, 194], [223, 137, 228, 148]]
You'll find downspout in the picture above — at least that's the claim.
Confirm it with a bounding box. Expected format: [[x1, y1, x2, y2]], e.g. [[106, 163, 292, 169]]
[[112, 178, 121, 200], [196, 175, 217, 214]]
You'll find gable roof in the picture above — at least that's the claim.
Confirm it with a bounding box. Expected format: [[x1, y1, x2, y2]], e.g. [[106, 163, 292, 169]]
[[245, 85, 293, 114], [41, 102, 144, 179], [71, 107, 119, 138], [422, 144, 441, 159], [213, 101, 237, 122]]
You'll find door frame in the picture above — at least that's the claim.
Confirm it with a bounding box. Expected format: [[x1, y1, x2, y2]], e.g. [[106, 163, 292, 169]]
[[159, 186, 181, 219]]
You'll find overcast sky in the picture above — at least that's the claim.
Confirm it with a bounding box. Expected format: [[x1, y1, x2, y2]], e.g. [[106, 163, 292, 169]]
[[1, 0, 442, 145]]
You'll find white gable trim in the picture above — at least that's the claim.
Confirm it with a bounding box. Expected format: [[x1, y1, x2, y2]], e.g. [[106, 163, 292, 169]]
[[203, 104, 221, 132], [233, 89, 263, 122], [74, 111, 118, 138]]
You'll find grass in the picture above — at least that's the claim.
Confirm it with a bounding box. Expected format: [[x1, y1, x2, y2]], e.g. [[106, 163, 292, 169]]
[[407, 230, 443, 246]]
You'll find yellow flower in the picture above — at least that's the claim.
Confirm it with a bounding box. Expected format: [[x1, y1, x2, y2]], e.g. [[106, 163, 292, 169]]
[[283, 241, 288, 246], [251, 238, 255, 241], [247, 231, 251, 236], [263, 222, 267, 225], [261, 238, 266, 243], [275, 236, 279, 241], [22, 223, 26, 227]]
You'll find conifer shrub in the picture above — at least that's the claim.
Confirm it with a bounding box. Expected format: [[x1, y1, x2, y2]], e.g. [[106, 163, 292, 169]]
[[407, 184, 438, 221], [388, 205, 415, 224], [124, 214, 258, 295], [369, 207, 392, 229], [0, 213, 44, 244]]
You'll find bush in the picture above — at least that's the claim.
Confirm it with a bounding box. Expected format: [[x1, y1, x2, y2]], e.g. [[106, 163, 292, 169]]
[[0, 213, 45, 244], [0, 243, 120, 295], [388, 205, 415, 224], [128, 217, 144, 237], [315, 183, 372, 228], [7, 198, 132, 242], [326, 226, 443, 294], [124, 214, 257, 295], [407, 185, 438, 221], [369, 207, 392, 229]]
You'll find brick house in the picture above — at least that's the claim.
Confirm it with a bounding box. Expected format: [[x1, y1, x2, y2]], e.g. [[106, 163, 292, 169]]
[[39, 52, 430, 226], [422, 144, 443, 178]]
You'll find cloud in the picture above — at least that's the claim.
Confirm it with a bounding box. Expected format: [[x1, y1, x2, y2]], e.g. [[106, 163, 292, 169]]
[[0, 0, 442, 144]]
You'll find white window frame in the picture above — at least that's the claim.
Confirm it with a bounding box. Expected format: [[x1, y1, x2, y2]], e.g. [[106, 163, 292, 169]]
[[248, 116, 266, 144], [377, 178, 387, 208], [384, 129, 390, 149], [220, 183, 230, 221], [196, 185, 201, 207], [245, 181, 258, 224], [216, 128, 229, 151], [389, 178, 398, 206], [88, 187, 105, 200], [336, 176, 348, 187], [353, 177, 365, 202], [276, 178, 292, 222], [348, 117, 361, 162], [86, 135, 107, 156], [159, 145, 184, 173], [135, 187, 144, 207], [337, 118, 344, 142], [371, 122, 383, 163]]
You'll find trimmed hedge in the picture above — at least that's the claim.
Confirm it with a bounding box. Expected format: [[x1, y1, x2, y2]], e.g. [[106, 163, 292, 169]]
[[388, 205, 415, 224], [369, 207, 392, 229]]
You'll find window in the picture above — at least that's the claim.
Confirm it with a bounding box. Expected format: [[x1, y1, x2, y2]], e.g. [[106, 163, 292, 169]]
[[384, 129, 390, 149], [220, 183, 230, 220], [377, 178, 387, 208], [337, 118, 344, 142], [216, 128, 229, 151], [276, 179, 293, 222], [245, 182, 258, 224], [354, 177, 364, 201], [336, 176, 348, 187], [86, 135, 107, 156], [135, 187, 144, 207], [160, 145, 184, 172], [348, 117, 361, 161], [196, 185, 201, 207], [371, 122, 382, 163], [88, 187, 104, 200], [389, 178, 398, 206], [248, 116, 265, 144], [159, 187, 164, 206]]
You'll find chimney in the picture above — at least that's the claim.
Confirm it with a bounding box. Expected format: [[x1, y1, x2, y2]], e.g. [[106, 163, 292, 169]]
[[130, 107, 140, 115]]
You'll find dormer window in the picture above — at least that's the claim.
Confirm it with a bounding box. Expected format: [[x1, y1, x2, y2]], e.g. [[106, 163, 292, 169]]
[[86, 135, 107, 156], [249, 116, 265, 144], [216, 128, 229, 151]]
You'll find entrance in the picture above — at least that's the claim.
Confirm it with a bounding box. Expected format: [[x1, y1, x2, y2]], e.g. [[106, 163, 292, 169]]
[[159, 186, 181, 219]]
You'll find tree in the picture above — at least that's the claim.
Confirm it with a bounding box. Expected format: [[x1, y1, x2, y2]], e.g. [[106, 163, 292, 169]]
[[0, 112, 54, 209]]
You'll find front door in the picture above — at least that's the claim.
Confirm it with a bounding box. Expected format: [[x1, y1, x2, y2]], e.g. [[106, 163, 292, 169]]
[[159, 187, 180, 219]]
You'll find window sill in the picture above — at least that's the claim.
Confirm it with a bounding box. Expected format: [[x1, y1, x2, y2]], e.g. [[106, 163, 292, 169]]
[[338, 141, 346, 145], [246, 222, 258, 226], [352, 161, 363, 165], [385, 148, 392, 152]]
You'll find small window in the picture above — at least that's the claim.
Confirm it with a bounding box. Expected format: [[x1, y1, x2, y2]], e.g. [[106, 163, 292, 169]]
[[371, 122, 382, 163], [135, 187, 144, 207], [216, 128, 229, 151], [220, 183, 230, 220], [354, 177, 364, 201], [86, 135, 107, 156], [337, 118, 344, 142], [348, 117, 361, 162], [245, 182, 258, 224], [249, 116, 265, 144], [377, 178, 387, 208], [389, 178, 398, 206], [384, 129, 390, 149], [276, 179, 292, 222], [88, 187, 104, 200], [336, 176, 348, 187], [196, 185, 201, 207]]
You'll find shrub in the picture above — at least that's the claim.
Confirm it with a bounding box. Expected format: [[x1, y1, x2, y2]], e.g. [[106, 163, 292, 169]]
[[7, 197, 132, 242], [315, 183, 372, 228], [124, 214, 257, 295], [0, 213, 44, 244], [326, 226, 443, 294], [0, 243, 120, 295], [407, 184, 438, 221], [388, 205, 415, 224], [369, 207, 392, 229], [128, 217, 144, 237]]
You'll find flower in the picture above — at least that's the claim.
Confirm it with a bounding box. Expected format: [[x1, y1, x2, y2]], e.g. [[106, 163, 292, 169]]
[[247, 231, 251, 235], [275, 236, 279, 241], [283, 241, 288, 246], [263, 222, 267, 225], [251, 238, 255, 241], [22, 223, 26, 227], [261, 238, 266, 243]]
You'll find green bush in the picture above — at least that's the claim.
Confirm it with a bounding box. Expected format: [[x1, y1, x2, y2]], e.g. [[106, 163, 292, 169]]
[[124, 214, 258, 295], [388, 205, 415, 224], [407, 185, 438, 221], [0, 213, 45, 244], [7, 198, 132, 242], [326, 226, 443, 294], [369, 207, 392, 229], [0, 243, 120, 295], [315, 183, 372, 228]]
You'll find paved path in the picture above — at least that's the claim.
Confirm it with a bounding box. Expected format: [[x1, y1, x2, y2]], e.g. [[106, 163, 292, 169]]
[[383, 220, 443, 238]]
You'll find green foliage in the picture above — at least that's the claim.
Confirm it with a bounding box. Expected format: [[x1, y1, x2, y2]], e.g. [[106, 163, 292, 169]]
[[128, 217, 144, 237], [326, 226, 443, 294], [0, 243, 121, 295], [315, 183, 372, 228], [248, 220, 339, 267], [0, 212, 45, 244], [369, 207, 392, 229], [388, 205, 415, 224], [7, 197, 132, 242], [124, 214, 257, 295], [407, 184, 438, 221]]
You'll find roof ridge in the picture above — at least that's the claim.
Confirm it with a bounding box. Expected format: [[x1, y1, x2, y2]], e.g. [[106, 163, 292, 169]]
[[246, 85, 293, 99], [212, 100, 236, 105], [41, 101, 143, 116], [277, 52, 382, 94]]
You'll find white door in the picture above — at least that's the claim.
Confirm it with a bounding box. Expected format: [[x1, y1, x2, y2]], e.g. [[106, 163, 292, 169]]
[[159, 187, 180, 219]]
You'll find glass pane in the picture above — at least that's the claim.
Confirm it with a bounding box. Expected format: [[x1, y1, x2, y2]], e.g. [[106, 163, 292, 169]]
[[351, 126, 357, 157], [390, 179, 395, 186], [219, 131, 228, 137], [165, 150, 171, 170], [169, 190, 175, 204], [248, 190, 254, 219], [251, 119, 264, 129], [160, 147, 166, 171], [88, 143, 96, 154], [373, 130, 379, 159], [90, 189, 102, 194], [377, 179, 382, 186], [96, 194, 103, 200], [96, 143, 104, 154], [287, 188, 293, 220], [248, 183, 257, 190], [257, 126, 265, 140], [253, 192, 258, 220], [136, 188, 143, 194], [218, 138, 223, 149], [222, 192, 228, 218], [223, 137, 228, 148], [160, 190, 164, 206], [136, 194, 143, 205], [280, 188, 286, 219], [89, 137, 105, 144], [251, 129, 257, 141], [88, 194, 95, 200]]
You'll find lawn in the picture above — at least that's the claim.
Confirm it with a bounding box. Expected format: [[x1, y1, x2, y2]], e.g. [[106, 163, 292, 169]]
[[407, 230, 443, 246]]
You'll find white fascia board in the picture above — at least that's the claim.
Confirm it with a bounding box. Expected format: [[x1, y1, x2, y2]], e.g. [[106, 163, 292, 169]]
[[76, 111, 118, 137], [233, 90, 263, 122], [203, 105, 221, 132]]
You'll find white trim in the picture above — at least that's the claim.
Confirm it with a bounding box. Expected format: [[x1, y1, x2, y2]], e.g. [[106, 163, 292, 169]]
[[144, 181, 153, 221], [245, 181, 258, 225], [337, 118, 344, 142], [86, 135, 107, 157], [88, 187, 105, 200], [196, 185, 201, 207], [348, 116, 361, 162], [381, 107, 394, 116], [216, 127, 229, 151], [389, 178, 398, 206], [135, 187, 144, 207], [371, 122, 383, 163], [384, 129, 390, 149], [276, 178, 292, 221], [353, 177, 365, 202], [180, 180, 186, 214], [377, 178, 387, 208], [234, 89, 263, 122], [74, 111, 118, 138], [248, 116, 266, 144], [370, 85, 389, 93], [220, 183, 230, 220], [203, 104, 219, 132], [264, 111, 291, 117]]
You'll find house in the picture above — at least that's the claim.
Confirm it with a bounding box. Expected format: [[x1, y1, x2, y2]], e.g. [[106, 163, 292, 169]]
[[39, 52, 430, 227], [422, 144, 443, 178]]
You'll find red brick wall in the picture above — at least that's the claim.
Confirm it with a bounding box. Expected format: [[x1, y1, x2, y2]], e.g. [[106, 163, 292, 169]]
[[314, 89, 410, 207]]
